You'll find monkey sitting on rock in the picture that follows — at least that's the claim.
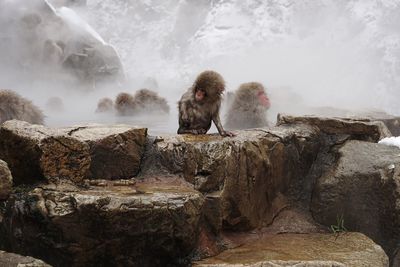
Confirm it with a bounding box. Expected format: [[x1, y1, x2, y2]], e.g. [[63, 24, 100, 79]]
[[177, 70, 234, 137], [224, 82, 271, 130], [0, 89, 44, 125]]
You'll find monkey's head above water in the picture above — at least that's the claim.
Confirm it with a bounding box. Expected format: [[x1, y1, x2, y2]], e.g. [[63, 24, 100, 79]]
[[234, 82, 270, 110], [192, 70, 225, 103]]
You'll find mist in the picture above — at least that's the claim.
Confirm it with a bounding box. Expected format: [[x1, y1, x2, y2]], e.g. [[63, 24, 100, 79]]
[[1, 0, 399, 134]]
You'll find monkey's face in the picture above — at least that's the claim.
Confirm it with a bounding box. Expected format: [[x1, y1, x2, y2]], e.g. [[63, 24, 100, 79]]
[[195, 89, 206, 102], [258, 91, 271, 109]]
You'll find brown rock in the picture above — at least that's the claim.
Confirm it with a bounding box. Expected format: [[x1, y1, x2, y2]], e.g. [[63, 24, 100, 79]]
[[193, 232, 388, 267], [0, 121, 147, 184], [65, 124, 147, 179], [0, 160, 12, 200], [0, 250, 52, 267], [0, 178, 204, 266], [0, 120, 90, 184], [277, 114, 391, 141], [153, 124, 321, 231], [311, 140, 400, 258]]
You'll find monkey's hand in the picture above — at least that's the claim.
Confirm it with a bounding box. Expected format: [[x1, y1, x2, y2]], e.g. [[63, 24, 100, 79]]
[[220, 130, 236, 137], [190, 129, 207, 135]]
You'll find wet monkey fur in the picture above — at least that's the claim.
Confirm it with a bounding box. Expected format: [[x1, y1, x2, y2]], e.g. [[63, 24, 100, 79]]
[[178, 70, 234, 136], [0, 89, 44, 125], [225, 82, 270, 130]]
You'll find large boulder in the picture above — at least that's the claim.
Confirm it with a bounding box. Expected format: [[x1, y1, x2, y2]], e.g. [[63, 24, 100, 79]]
[[64, 124, 147, 180], [0, 0, 123, 86], [153, 124, 321, 231], [0, 120, 90, 184], [277, 114, 391, 141], [0, 178, 204, 266], [0, 120, 147, 184], [0, 160, 12, 200], [193, 232, 388, 267], [0, 250, 51, 267], [311, 140, 400, 259]]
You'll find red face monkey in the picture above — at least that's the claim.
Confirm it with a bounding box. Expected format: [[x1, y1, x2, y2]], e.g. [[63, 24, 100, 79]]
[[224, 82, 271, 130]]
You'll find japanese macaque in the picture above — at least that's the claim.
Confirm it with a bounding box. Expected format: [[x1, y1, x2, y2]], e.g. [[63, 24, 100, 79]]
[[45, 96, 64, 113], [178, 70, 234, 136], [133, 89, 169, 114], [0, 89, 44, 125], [114, 92, 135, 116], [114, 89, 169, 116], [225, 82, 271, 130], [96, 97, 113, 113]]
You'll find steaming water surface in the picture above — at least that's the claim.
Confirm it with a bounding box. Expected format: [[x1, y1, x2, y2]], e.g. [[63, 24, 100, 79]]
[[1, 0, 400, 133]]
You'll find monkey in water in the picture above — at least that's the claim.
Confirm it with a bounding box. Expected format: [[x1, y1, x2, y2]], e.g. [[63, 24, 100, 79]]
[[133, 89, 170, 114], [0, 89, 44, 125], [114, 92, 135, 116], [96, 97, 113, 113], [224, 82, 271, 130], [178, 70, 234, 136]]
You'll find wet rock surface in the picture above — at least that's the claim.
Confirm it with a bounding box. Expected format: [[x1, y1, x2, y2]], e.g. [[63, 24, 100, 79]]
[[0, 178, 203, 267], [0, 120, 146, 184], [0, 115, 397, 266], [65, 124, 147, 179], [0, 160, 12, 200], [311, 140, 400, 258], [193, 232, 388, 267], [277, 114, 391, 141], [0, 250, 52, 267], [153, 124, 321, 230]]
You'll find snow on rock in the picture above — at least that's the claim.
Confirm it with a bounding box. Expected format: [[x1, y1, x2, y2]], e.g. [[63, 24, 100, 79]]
[[379, 136, 400, 149]]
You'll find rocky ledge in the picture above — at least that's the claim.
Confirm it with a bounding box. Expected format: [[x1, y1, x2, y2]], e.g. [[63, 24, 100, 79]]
[[193, 232, 388, 267], [0, 115, 398, 266], [0, 250, 51, 267]]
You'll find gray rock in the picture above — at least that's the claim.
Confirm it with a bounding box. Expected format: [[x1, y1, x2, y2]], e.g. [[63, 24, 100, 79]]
[[0, 250, 51, 267], [0, 179, 203, 266], [311, 140, 400, 259], [277, 114, 391, 141], [0, 160, 12, 200]]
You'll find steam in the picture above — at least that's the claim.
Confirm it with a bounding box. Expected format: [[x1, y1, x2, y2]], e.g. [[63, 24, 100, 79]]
[[1, 0, 399, 134]]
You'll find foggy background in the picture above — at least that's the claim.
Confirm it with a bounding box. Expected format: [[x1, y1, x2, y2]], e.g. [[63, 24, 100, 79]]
[[1, 0, 399, 134]]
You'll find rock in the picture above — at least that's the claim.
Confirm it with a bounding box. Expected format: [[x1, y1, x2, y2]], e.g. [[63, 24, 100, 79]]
[[193, 232, 388, 267], [0, 178, 204, 266], [0, 121, 147, 184], [0, 120, 90, 185], [65, 124, 147, 179], [0, 160, 12, 200], [0, 250, 51, 267], [153, 124, 321, 230], [277, 114, 391, 142], [311, 140, 400, 258]]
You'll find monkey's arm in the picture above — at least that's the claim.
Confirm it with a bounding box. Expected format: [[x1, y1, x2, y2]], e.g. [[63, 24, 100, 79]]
[[213, 114, 235, 137]]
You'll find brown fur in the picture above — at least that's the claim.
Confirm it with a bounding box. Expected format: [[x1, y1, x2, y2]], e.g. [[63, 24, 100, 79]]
[[114, 92, 135, 116], [96, 97, 113, 113], [0, 89, 44, 125], [225, 82, 269, 130], [133, 89, 170, 113], [178, 70, 233, 136]]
